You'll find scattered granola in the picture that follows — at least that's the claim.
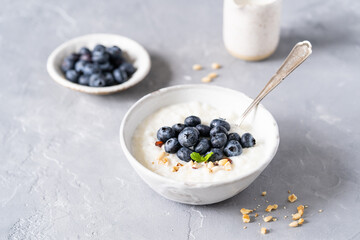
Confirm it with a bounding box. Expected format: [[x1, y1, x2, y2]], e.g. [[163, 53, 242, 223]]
[[289, 221, 299, 227], [211, 63, 221, 69], [171, 166, 179, 172], [201, 76, 212, 83], [255, 213, 259, 217], [240, 208, 253, 215], [242, 214, 250, 223], [208, 72, 218, 79], [261, 191, 267, 196], [265, 204, 278, 212], [261, 227, 268, 234], [263, 216, 273, 222], [298, 218, 304, 225], [292, 213, 301, 220], [193, 64, 202, 70], [243, 226, 247, 229], [288, 194, 297, 203]]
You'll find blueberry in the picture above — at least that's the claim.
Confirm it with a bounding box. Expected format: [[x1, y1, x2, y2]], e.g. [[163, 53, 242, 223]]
[[172, 123, 186, 136], [210, 126, 228, 137], [210, 119, 231, 131], [240, 133, 256, 148], [99, 61, 113, 71], [107, 46, 122, 59], [120, 62, 136, 76], [61, 59, 75, 73], [89, 73, 106, 87], [111, 57, 124, 68], [178, 127, 199, 147], [207, 148, 224, 162], [224, 140, 242, 157], [194, 138, 211, 155], [228, 132, 241, 142], [184, 116, 201, 127], [78, 75, 90, 85], [196, 124, 211, 137], [211, 133, 228, 148], [164, 138, 181, 154], [157, 126, 175, 142], [93, 44, 106, 53], [176, 147, 193, 162], [104, 72, 115, 86], [80, 53, 92, 62], [65, 53, 80, 62], [74, 60, 87, 73], [92, 51, 110, 63], [83, 63, 101, 75], [65, 70, 79, 83], [79, 47, 91, 55], [113, 68, 128, 83]]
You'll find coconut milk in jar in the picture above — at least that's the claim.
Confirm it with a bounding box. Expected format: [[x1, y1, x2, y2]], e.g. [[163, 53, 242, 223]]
[[223, 0, 282, 61]]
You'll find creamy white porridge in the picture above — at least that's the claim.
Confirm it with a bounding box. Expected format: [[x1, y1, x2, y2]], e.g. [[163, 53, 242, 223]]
[[132, 101, 277, 183]]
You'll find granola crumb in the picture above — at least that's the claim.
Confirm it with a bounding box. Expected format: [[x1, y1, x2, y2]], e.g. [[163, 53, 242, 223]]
[[304, 205, 309, 208], [273, 218, 277, 222], [284, 216, 288, 219], [255, 213, 259, 217], [318, 209, 323, 213], [171, 166, 179, 172], [265, 204, 278, 212], [288, 190, 291, 194], [298, 218, 304, 225], [253, 208, 257, 211], [297, 205, 304, 212], [201, 76, 212, 83], [211, 63, 221, 69], [193, 64, 202, 70], [289, 221, 299, 227], [219, 159, 229, 166], [284, 206, 287, 209], [263, 216, 273, 222], [258, 223, 261, 226], [266, 200, 269, 203], [240, 208, 253, 215], [292, 213, 302, 220], [261, 191, 267, 196], [152, 161, 154, 164], [208, 72, 218, 79], [261, 227, 268, 234], [288, 194, 298, 203], [224, 161, 232, 171], [243, 226, 247, 229], [242, 214, 250, 223]]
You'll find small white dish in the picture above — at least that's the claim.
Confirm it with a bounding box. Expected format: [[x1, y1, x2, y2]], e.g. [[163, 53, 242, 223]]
[[120, 84, 280, 205], [47, 33, 151, 95]]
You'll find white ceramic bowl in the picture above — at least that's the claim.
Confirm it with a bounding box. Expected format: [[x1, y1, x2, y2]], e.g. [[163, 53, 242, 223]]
[[47, 33, 151, 95], [120, 84, 279, 205]]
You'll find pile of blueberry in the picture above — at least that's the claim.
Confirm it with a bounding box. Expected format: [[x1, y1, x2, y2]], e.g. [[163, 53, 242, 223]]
[[60, 44, 136, 87], [156, 116, 256, 162]]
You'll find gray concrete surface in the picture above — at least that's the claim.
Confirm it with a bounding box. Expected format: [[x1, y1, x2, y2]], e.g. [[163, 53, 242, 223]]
[[0, 0, 359, 239]]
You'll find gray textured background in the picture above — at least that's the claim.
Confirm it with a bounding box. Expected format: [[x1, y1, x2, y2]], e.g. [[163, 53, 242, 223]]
[[1, 0, 359, 239]]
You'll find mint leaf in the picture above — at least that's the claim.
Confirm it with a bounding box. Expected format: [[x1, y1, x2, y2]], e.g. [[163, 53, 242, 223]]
[[203, 152, 214, 162], [190, 152, 203, 162]]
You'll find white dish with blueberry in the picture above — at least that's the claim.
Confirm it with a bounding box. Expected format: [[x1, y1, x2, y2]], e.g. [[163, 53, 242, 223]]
[[120, 85, 279, 205], [47, 33, 151, 95]]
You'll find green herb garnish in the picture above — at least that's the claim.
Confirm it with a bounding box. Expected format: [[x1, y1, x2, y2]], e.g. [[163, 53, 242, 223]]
[[190, 152, 214, 163]]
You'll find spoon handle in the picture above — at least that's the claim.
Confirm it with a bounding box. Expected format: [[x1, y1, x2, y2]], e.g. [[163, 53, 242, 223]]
[[238, 41, 312, 125]]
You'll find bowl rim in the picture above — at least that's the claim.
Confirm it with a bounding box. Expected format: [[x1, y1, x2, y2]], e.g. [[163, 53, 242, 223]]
[[119, 84, 280, 187], [47, 33, 151, 95]]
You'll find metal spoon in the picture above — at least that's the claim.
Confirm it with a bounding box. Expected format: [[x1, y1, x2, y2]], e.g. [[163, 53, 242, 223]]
[[237, 41, 312, 126]]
